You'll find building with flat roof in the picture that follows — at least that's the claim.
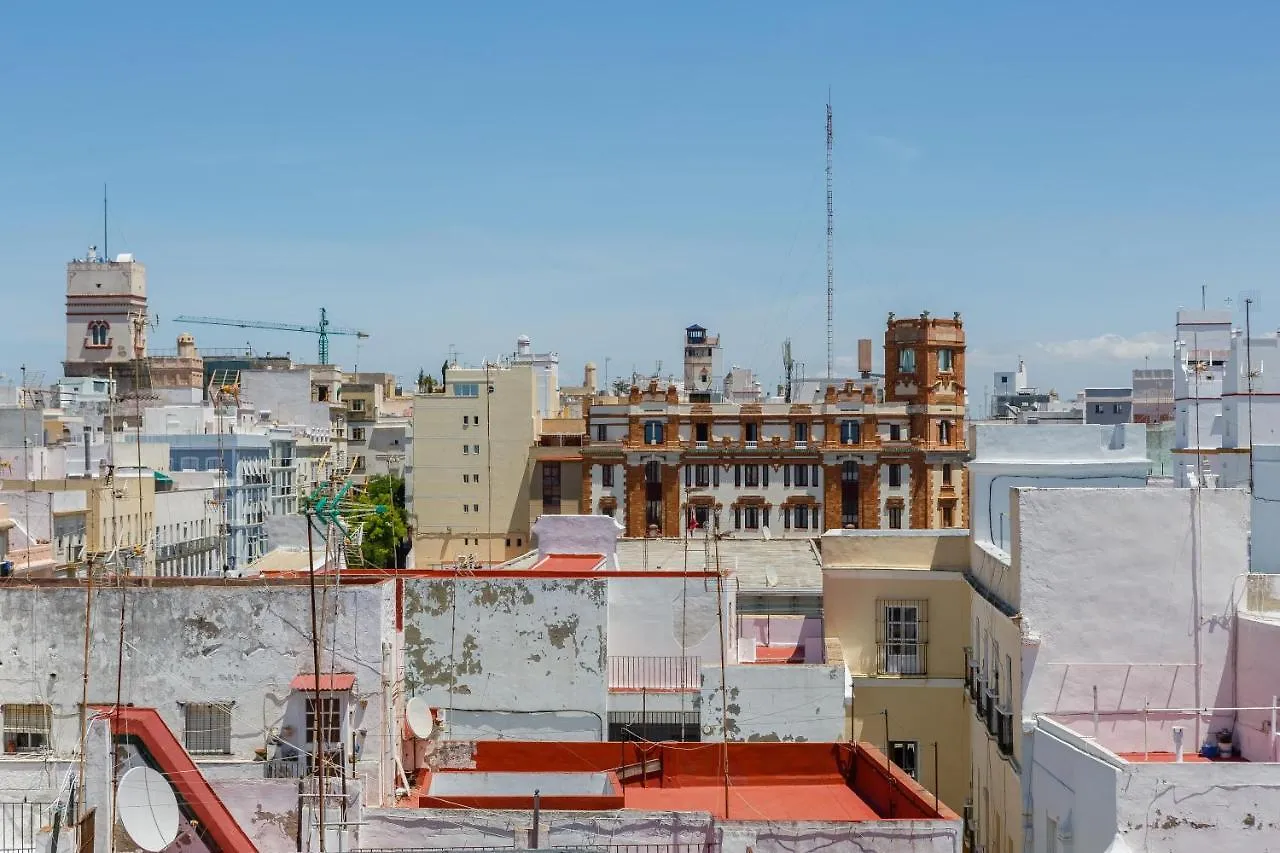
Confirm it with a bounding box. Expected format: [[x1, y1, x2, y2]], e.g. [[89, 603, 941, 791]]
[[584, 313, 968, 539], [411, 356, 540, 566], [1082, 387, 1134, 425]]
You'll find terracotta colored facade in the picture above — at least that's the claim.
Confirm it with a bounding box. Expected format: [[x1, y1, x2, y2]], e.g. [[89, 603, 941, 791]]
[[583, 313, 969, 537]]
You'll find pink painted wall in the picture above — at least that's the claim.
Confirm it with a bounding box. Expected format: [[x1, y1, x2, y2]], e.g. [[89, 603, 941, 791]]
[[1234, 612, 1280, 762]]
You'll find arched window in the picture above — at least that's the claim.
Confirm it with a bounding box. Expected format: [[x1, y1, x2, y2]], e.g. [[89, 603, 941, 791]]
[[88, 321, 110, 347]]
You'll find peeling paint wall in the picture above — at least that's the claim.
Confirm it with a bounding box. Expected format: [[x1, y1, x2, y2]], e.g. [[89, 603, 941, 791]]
[[700, 663, 845, 743], [212, 779, 301, 853], [359, 807, 715, 849], [1115, 763, 1280, 852], [357, 808, 961, 853], [403, 577, 608, 738], [0, 582, 396, 803]]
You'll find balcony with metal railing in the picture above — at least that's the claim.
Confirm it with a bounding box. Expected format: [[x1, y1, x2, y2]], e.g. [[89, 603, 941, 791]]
[[984, 688, 999, 738], [875, 642, 928, 676], [607, 656, 701, 692], [997, 706, 1014, 757], [263, 756, 304, 779]]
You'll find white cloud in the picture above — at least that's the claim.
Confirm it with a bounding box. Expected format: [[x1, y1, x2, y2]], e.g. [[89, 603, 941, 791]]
[[1038, 332, 1168, 362]]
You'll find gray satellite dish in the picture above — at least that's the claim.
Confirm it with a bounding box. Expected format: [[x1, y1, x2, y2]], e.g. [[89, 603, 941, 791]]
[[406, 696, 435, 739], [117, 766, 180, 852]]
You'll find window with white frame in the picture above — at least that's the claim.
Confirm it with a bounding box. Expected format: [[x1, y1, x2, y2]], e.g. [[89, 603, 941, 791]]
[[2, 703, 52, 753], [877, 600, 927, 675], [454, 383, 480, 398], [184, 702, 233, 755]]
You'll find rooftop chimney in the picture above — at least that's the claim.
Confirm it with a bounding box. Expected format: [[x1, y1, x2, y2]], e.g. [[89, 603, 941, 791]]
[[857, 339, 873, 377]]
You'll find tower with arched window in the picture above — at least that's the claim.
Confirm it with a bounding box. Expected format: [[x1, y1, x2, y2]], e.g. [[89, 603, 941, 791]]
[[62, 246, 148, 385]]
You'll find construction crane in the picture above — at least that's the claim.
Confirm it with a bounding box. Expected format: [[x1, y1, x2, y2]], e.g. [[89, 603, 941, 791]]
[[172, 307, 368, 366]]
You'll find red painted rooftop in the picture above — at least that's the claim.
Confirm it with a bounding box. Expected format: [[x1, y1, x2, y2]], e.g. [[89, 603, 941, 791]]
[[747, 644, 807, 663], [623, 782, 877, 820], [402, 740, 958, 823], [531, 553, 606, 572], [290, 672, 357, 691]]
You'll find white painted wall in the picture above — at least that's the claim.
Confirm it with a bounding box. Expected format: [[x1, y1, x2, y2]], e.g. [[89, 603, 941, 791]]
[[607, 575, 735, 663], [1252, 445, 1280, 574], [0, 582, 396, 802], [969, 423, 1150, 551], [1113, 761, 1280, 852], [700, 663, 846, 742], [402, 577, 608, 740], [532, 514, 621, 563], [1234, 611, 1280, 762], [1016, 488, 1250, 752], [1027, 717, 1122, 853], [357, 805, 961, 853]]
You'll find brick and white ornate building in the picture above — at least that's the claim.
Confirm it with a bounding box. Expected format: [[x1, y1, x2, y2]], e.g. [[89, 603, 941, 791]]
[[582, 313, 968, 536]]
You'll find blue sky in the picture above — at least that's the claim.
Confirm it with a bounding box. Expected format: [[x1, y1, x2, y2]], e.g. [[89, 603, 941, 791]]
[[3, 1, 1278, 397]]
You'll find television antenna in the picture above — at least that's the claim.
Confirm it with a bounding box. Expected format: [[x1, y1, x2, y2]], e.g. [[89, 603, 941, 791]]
[[825, 92, 835, 380], [116, 766, 180, 852]]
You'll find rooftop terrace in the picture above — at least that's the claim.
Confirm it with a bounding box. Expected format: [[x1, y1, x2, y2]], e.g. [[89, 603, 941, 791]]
[[403, 740, 958, 823]]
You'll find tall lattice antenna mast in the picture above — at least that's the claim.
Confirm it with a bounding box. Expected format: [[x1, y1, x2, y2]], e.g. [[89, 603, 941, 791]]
[[825, 94, 834, 379]]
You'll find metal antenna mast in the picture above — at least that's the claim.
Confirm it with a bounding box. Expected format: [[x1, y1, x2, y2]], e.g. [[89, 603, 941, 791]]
[[825, 95, 835, 380]]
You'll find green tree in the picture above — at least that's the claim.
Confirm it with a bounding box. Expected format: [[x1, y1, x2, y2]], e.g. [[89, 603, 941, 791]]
[[358, 474, 408, 568]]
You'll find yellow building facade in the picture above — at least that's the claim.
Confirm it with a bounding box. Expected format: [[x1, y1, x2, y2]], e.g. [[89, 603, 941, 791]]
[[411, 362, 539, 565], [821, 529, 972, 812]]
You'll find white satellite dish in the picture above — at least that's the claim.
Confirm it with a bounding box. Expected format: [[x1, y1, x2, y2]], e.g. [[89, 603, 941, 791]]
[[405, 696, 435, 739], [117, 766, 180, 852], [764, 565, 780, 588]]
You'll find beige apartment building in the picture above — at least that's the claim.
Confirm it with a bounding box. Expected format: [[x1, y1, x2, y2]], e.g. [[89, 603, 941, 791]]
[[822, 528, 972, 812], [411, 362, 539, 565]]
